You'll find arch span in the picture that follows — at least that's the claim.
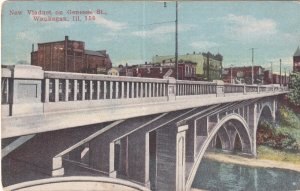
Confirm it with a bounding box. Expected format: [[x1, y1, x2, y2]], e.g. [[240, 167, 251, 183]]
[[185, 113, 252, 191], [257, 102, 274, 126]]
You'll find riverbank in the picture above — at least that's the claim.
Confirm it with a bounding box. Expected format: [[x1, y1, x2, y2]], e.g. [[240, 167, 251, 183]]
[[203, 151, 300, 172]]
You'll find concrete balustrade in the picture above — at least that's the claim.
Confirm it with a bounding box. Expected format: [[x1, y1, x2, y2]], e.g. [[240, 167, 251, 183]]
[[1, 65, 287, 118]]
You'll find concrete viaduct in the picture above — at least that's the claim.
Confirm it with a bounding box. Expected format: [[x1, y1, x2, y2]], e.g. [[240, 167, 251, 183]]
[[1, 65, 288, 191]]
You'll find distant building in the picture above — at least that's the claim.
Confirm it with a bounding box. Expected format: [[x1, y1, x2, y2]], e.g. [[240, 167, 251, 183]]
[[107, 65, 134, 76], [152, 51, 223, 81], [121, 60, 196, 80], [293, 46, 300, 73], [31, 36, 112, 74], [264, 70, 289, 86], [222, 66, 264, 84]]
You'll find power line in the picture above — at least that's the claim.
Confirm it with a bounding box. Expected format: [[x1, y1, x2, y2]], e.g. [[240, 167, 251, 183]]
[[127, 20, 175, 27]]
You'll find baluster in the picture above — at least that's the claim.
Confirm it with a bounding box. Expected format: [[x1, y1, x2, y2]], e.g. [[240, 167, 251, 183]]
[[140, 82, 144, 98], [131, 82, 135, 98], [145, 82, 148, 97], [126, 82, 130, 98], [65, 79, 69, 101], [103, 81, 107, 99], [136, 82, 139, 98], [97, 81, 100, 100], [109, 81, 113, 99], [115, 81, 119, 99], [121, 82, 125, 99], [149, 83, 152, 97]]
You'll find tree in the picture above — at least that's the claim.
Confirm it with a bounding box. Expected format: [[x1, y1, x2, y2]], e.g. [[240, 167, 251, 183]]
[[288, 72, 300, 106]]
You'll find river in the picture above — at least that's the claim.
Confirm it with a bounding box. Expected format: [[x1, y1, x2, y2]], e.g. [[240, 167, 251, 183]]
[[192, 158, 300, 191]]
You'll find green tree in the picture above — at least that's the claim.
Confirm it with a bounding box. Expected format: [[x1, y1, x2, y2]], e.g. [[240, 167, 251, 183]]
[[288, 72, 300, 106]]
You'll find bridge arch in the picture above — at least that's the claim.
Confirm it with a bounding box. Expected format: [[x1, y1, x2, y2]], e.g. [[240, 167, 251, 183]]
[[185, 113, 252, 191], [257, 102, 275, 126]]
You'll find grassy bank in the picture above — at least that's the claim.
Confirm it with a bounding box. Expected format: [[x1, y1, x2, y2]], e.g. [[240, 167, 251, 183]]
[[257, 145, 300, 165], [204, 151, 300, 172]]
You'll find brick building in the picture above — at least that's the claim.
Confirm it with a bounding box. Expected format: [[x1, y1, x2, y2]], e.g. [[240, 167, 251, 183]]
[[222, 66, 264, 84], [152, 52, 223, 81], [293, 46, 300, 73], [263, 70, 289, 85], [31, 36, 112, 74], [119, 60, 196, 80]]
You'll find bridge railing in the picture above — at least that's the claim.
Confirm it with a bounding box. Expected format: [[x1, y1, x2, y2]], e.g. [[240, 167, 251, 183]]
[[1, 65, 287, 117], [176, 80, 217, 96], [44, 71, 169, 103]]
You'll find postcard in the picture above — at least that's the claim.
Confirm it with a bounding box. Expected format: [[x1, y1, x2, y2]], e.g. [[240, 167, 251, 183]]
[[1, 1, 300, 191]]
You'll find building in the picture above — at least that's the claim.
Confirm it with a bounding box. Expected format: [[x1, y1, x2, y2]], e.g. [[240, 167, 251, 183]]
[[31, 36, 112, 74], [264, 70, 289, 86], [222, 66, 264, 84], [293, 46, 300, 73], [152, 51, 223, 81], [107, 65, 134, 76], [120, 60, 196, 80]]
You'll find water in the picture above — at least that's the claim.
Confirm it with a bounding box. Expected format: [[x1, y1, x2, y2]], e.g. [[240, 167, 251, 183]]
[[192, 159, 300, 191]]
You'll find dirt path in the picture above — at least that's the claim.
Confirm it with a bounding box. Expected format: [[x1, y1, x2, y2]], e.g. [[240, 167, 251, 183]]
[[204, 152, 300, 172]]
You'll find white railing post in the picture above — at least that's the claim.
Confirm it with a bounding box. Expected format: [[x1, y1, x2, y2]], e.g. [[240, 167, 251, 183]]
[[121, 82, 125, 99], [116, 81, 119, 99], [103, 81, 107, 99], [96, 81, 100, 100], [65, 79, 69, 101]]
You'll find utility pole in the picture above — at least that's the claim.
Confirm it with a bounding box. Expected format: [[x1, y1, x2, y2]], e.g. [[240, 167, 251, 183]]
[[270, 61, 273, 84], [280, 59, 282, 86], [251, 48, 254, 85], [230, 64, 234, 84], [175, 1, 178, 80], [284, 67, 287, 86], [163, 1, 178, 80]]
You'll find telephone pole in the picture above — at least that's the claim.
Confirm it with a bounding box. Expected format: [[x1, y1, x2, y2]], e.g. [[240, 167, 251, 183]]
[[251, 48, 254, 84], [280, 59, 282, 86], [270, 61, 273, 84], [175, 1, 178, 80]]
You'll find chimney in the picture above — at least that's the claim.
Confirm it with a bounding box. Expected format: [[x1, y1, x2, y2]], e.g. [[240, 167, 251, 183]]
[[32, 44, 34, 52], [65, 36, 69, 41], [145, 61, 147, 65]]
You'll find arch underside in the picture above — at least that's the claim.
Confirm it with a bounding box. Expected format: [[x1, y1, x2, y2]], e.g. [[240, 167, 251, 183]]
[[186, 113, 253, 191]]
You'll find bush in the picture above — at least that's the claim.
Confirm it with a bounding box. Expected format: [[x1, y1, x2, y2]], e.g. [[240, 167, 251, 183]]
[[278, 106, 300, 129], [257, 119, 300, 152]]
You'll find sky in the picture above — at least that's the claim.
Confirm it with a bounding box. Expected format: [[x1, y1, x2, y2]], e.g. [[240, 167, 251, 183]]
[[1, 1, 300, 73]]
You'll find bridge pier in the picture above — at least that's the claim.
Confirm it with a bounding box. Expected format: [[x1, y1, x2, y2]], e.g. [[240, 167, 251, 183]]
[[156, 124, 188, 191], [248, 103, 258, 156], [186, 121, 197, 162]]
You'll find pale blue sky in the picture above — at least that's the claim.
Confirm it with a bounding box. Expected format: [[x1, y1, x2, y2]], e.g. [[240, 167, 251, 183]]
[[2, 1, 300, 73]]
